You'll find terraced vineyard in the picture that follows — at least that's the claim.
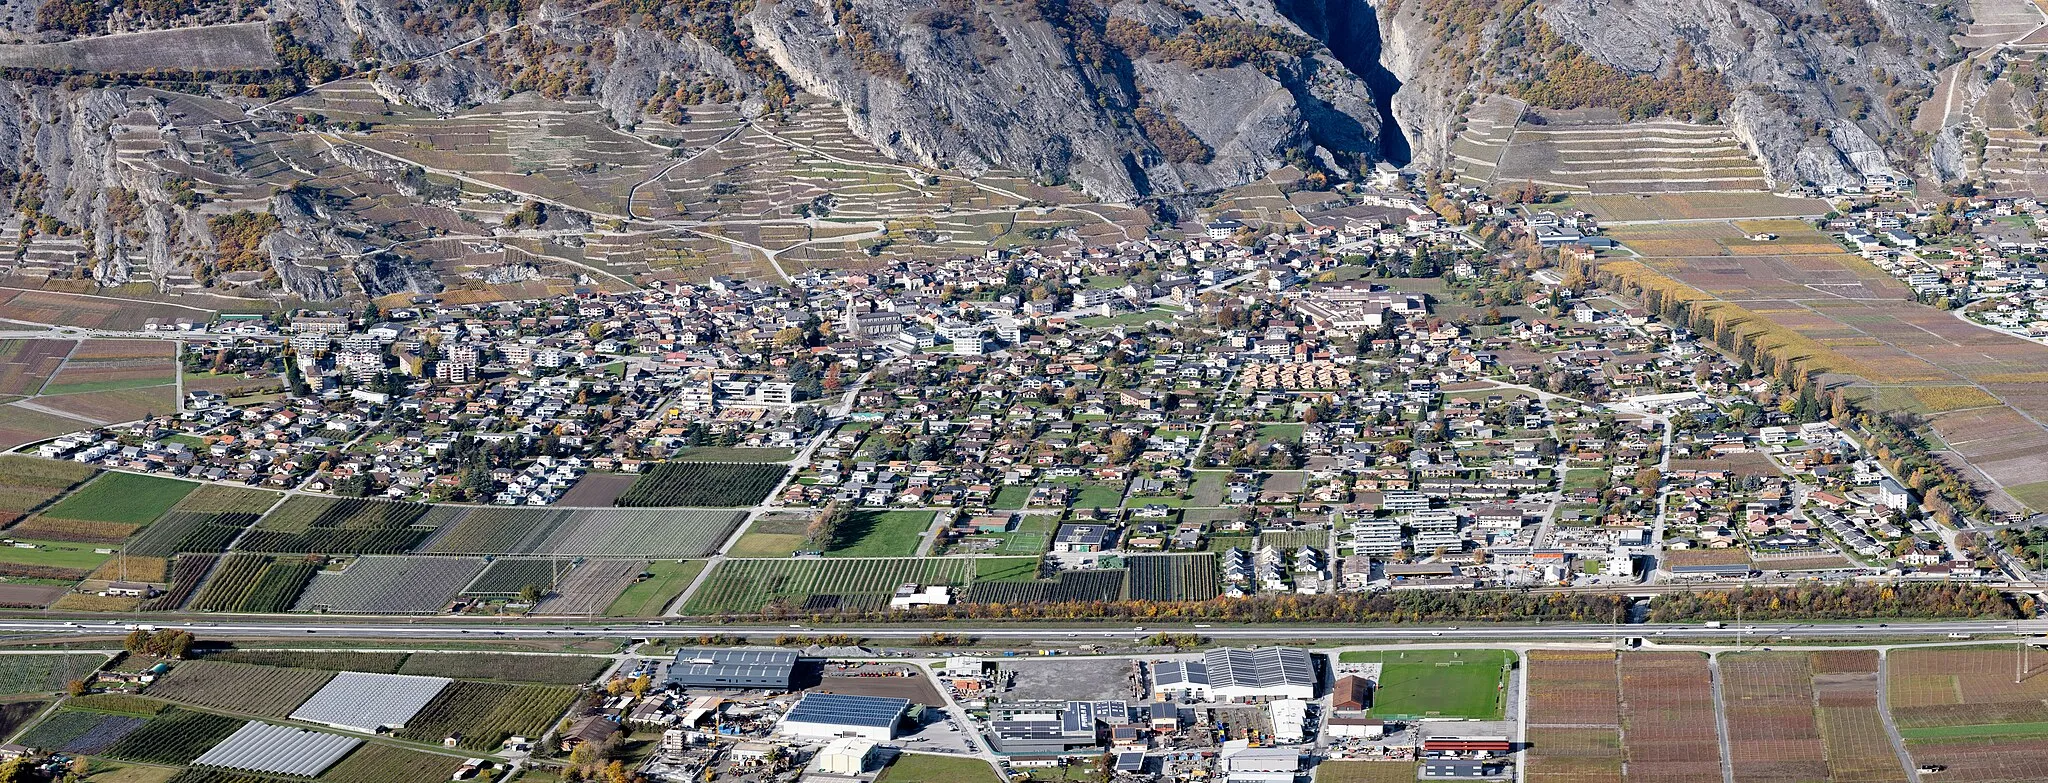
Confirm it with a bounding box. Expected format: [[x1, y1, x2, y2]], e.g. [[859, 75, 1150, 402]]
[[1487, 114, 1768, 195], [241, 497, 432, 554], [292, 556, 487, 613], [616, 462, 788, 507], [187, 554, 319, 613], [392, 681, 580, 750], [1126, 554, 1222, 602], [685, 557, 973, 615]]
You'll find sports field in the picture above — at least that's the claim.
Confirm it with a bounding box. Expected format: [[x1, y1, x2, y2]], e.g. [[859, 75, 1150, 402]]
[[1336, 649, 1512, 719]]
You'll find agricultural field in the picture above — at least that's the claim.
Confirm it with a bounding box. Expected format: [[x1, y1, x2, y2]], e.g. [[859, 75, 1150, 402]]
[[169, 486, 282, 515], [315, 743, 469, 783], [599, 560, 703, 617], [1336, 650, 1510, 720], [241, 498, 433, 554], [615, 462, 789, 507], [1486, 115, 1769, 195], [1890, 646, 2048, 781], [143, 661, 333, 717], [0, 403, 94, 450], [0, 289, 212, 332], [203, 651, 408, 673], [0, 455, 96, 523], [124, 512, 258, 557], [533, 558, 647, 615], [40, 340, 177, 396], [727, 514, 811, 558], [16, 472, 197, 544], [827, 511, 937, 557], [17, 710, 149, 754], [187, 555, 318, 613], [29, 385, 178, 425], [1719, 653, 1828, 783], [1525, 651, 1622, 783], [1125, 554, 1220, 602], [143, 554, 219, 611], [963, 568, 1127, 604], [391, 681, 579, 750], [87, 554, 169, 583], [462, 558, 575, 596], [417, 506, 743, 558], [395, 653, 608, 685], [101, 709, 246, 765], [0, 699, 47, 740], [1809, 650, 1908, 783], [1618, 652, 1723, 783], [292, 556, 487, 614], [684, 557, 973, 615], [0, 339, 71, 396], [0, 653, 106, 695]]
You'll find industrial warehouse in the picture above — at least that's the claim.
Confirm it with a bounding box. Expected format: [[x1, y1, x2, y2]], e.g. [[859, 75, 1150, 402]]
[[455, 643, 1529, 783]]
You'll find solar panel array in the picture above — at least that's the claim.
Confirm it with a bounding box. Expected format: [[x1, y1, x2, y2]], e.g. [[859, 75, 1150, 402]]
[[194, 721, 361, 777], [290, 671, 451, 732], [784, 692, 912, 729]]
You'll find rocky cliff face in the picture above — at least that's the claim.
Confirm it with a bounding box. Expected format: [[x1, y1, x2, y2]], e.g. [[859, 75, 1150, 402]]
[[1373, 0, 1958, 189]]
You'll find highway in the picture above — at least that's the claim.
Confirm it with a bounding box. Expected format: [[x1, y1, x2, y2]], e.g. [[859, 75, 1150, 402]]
[[1, 618, 2041, 642]]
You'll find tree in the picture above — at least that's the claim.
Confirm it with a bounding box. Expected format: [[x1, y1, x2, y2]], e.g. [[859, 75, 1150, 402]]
[[519, 584, 545, 604], [1633, 467, 1662, 495], [123, 628, 151, 654], [65, 678, 89, 696]]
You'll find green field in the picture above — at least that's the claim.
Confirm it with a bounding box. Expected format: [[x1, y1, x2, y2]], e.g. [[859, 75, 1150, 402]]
[[1313, 762, 1421, 783], [604, 560, 705, 617], [1073, 483, 1124, 510], [0, 539, 114, 570], [1336, 649, 1512, 719], [1563, 469, 1609, 491], [827, 511, 936, 557], [727, 515, 808, 558], [1899, 721, 2048, 740], [39, 473, 197, 524], [875, 753, 1002, 783], [971, 557, 1040, 582], [989, 485, 1030, 510]]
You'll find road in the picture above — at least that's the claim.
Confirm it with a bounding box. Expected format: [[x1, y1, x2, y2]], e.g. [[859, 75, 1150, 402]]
[[8, 617, 2041, 641]]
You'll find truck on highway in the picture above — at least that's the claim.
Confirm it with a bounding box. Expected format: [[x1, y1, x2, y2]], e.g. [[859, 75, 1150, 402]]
[[1704, 621, 1724, 629]]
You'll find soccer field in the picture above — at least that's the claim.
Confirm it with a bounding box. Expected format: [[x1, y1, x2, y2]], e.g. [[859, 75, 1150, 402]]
[[1337, 649, 1512, 719]]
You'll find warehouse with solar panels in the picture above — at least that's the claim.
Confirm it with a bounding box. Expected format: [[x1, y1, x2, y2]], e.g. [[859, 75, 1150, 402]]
[[1204, 647, 1317, 702], [777, 693, 912, 740], [667, 648, 802, 690]]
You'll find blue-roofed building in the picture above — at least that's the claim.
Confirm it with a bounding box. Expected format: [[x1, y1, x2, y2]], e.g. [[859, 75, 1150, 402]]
[[779, 693, 913, 740], [667, 648, 801, 690]]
